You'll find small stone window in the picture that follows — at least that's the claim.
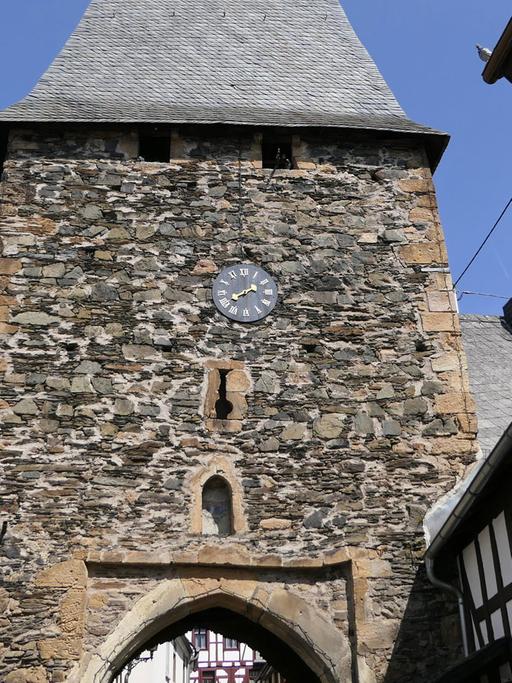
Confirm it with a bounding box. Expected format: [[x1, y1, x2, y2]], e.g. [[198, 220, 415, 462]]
[[138, 126, 171, 162], [215, 369, 232, 420], [262, 134, 293, 169], [203, 360, 250, 433], [201, 476, 233, 536]]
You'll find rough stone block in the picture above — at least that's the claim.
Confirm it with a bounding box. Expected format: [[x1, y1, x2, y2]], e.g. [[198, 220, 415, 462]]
[[35, 560, 87, 588], [399, 178, 430, 193], [435, 392, 476, 415], [313, 413, 345, 438], [38, 637, 81, 661], [259, 518, 292, 530], [0, 258, 22, 275], [399, 243, 447, 265], [421, 312, 460, 333], [5, 668, 49, 683]]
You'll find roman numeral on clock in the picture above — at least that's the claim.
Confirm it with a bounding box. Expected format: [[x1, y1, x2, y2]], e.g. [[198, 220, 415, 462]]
[[213, 263, 277, 322]]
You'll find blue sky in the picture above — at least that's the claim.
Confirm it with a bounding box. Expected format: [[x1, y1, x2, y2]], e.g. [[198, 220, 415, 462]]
[[0, 0, 510, 314]]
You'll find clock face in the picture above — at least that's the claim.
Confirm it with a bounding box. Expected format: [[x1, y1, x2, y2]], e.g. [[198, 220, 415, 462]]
[[212, 263, 278, 323]]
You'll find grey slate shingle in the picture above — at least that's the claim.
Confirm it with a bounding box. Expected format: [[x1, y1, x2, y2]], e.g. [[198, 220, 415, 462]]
[[0, 0, 442, 136], [460, 314, 512, 456]]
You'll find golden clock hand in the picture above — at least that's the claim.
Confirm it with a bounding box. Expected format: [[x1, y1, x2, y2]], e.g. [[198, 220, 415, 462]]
[[231, 284, 258, 301]]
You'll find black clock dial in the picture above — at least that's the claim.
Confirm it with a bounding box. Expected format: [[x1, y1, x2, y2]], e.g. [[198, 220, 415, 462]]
[[212, 263, 278, 322]]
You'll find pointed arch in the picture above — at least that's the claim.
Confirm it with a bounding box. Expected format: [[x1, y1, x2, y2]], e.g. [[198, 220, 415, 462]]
[[187, 455, 248, 535], [76, 578, 350, 683]]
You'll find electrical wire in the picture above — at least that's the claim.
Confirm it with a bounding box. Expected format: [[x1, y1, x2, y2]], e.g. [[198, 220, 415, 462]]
[[457, 291, 509, 302], [453, 196, 512, 288]]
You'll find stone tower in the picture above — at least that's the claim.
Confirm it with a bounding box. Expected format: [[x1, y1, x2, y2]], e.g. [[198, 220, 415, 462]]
[[0, 2, 477, 682]]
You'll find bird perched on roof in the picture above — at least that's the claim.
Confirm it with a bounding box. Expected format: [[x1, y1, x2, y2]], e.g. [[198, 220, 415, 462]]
[[476, 44, 492, 62]]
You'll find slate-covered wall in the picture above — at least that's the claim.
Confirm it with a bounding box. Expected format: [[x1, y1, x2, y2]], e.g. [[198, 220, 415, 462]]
[[0, 126, 477, 682]]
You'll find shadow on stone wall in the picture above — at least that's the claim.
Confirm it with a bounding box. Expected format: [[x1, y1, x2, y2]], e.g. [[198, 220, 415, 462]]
[[383, 563, 463, 683]]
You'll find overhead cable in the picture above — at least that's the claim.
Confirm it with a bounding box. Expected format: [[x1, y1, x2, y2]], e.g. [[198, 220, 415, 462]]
[[453, 196, 512, 288]]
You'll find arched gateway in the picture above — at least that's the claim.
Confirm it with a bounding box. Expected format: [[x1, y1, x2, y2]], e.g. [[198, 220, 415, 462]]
[[75, 577, 348, 683]]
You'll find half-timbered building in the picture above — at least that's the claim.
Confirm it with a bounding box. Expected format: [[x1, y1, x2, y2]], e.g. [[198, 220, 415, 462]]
[[190, 629, 264, 683], [114, 635, 194, 682], [427, 310, 512, 682]]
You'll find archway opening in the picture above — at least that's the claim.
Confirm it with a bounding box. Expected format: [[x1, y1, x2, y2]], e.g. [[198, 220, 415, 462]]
[[113, 607, 322, 683]]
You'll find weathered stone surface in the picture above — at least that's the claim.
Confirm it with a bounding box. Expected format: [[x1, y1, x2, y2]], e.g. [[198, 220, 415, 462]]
[[70, 376, 95, 393], [113, 398, 134, 416], [122, 344, 160, 360], [35, 561, 86, 588], [313, 413, 345, 438], [12, 398, 39, 415], [0, 126, 476, 683], [0, 258, 22, 275], [38, 636, 81, 661], [435, 392, 476, 415], [5, 668, 48, 683], [91, 282, 119, 301], [259, 518, 292, 530], [421, 312, 460, 333], [280, 422, 307, 440], [404, 398, 428, 415], [354, 412, 374, 435], [399, 243, 446, 265], [383, 419, 401, 436], [11, 311, 60, 326]]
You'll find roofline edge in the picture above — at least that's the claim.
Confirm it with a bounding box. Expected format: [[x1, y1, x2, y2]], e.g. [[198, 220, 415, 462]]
[[483, 17, 512, 84], [425, 421, 512, 560], [0, 120, 449, 172]]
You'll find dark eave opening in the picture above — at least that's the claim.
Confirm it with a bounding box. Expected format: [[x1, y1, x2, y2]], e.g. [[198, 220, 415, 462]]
[[0, 121, 449, 173]]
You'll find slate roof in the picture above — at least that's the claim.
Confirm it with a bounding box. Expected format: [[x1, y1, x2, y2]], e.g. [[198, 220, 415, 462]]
[[0, 0, 441, 138], [460, 314, 512, 456]]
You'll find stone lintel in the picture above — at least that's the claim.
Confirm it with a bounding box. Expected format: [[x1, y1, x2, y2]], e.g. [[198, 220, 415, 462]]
[[81, 545, 376, 570]]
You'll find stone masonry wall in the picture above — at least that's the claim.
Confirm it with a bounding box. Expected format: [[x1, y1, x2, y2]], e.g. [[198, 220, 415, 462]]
[[0, 126, 477, 682]]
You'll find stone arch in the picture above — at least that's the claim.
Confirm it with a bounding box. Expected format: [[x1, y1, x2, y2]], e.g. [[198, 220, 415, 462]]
[[188, 455, 248, 534], [76, 577, 350, 683]]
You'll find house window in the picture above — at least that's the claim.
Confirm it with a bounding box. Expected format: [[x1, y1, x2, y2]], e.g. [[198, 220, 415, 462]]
[[200, 671, 216, 683], [224, 637, 239, 649], [262, 134, 293, 169], [202, 476, 234, 536], [194, 628, 208, 650], [138, 127, 171, 162]]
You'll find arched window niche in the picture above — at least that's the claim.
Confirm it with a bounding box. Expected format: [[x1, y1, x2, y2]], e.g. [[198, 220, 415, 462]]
[[188, 456, 248, 536], [201, 476, 233, 536]]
